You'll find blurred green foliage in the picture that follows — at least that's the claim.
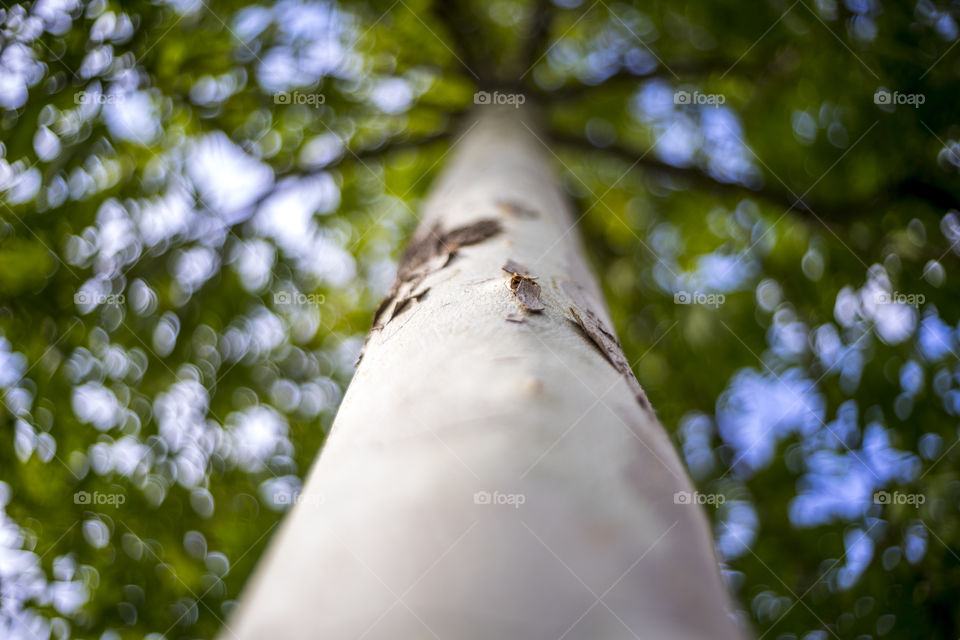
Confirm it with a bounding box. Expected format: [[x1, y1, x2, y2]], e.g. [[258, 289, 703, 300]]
[[1, 0, 960, 638]]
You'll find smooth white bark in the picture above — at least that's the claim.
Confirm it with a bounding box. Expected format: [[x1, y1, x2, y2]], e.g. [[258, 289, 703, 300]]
[[226, 105, 743, 640]]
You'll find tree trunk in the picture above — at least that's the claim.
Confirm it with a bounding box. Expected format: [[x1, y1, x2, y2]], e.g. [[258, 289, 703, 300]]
[[225, 104, 743, 640]]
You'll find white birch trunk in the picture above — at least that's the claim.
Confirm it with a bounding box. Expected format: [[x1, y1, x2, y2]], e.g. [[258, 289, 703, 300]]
[[225, 105, 743, 640]]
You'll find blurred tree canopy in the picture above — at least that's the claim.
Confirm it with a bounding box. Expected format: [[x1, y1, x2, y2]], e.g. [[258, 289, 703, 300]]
[[1, 0, 960, 638]]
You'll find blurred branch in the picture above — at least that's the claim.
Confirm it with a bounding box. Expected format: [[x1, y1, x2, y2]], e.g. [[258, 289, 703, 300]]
[[329, 131, 453, 169], [430, 0, 491, 83], [543, 59, 771, 101], [244, 131, 453, 212], [518, 0, 556, 75], [548, 130, 812, 209], [888, 177, 960, 212], [549, 131, 960, 218]]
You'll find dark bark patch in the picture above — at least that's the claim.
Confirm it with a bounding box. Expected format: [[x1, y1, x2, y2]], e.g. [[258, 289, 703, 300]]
[[567, 314, 609, 360], [395, 224, 445, 282], [503, 260, 544, 313], [569, 306, 651, 410], [373, 276, 425, 329], [442, 218, 502, 248], [510, 275, 545, 312], [569, 306, 622, 369], [496, 199, 539, 219], [502, 259, 533, 277], [397, 219, 500, 282], [371, 218, 502, 333], [370, 294, 395, 331], [392, 286, 429, 319], [507, 273, 545, 313]]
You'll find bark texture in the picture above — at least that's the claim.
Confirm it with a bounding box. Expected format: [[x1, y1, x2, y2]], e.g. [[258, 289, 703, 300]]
[[225, 105, 744, 640]]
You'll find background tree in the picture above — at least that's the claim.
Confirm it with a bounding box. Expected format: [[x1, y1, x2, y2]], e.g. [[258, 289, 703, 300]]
[[1, 0, 959, 638]]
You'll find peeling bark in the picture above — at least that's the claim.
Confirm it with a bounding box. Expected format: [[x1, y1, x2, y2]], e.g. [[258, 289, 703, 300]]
[[569, 305, 650, 411], [508, 273, 545, 312], [502, 258, 532, 276], [503, 260, 544, 313], [226, 105, 744, 640], [372, 219, 503, 332]]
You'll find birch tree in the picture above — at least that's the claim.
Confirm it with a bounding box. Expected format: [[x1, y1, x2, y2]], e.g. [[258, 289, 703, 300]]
[[225, 104, 743, 639]]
